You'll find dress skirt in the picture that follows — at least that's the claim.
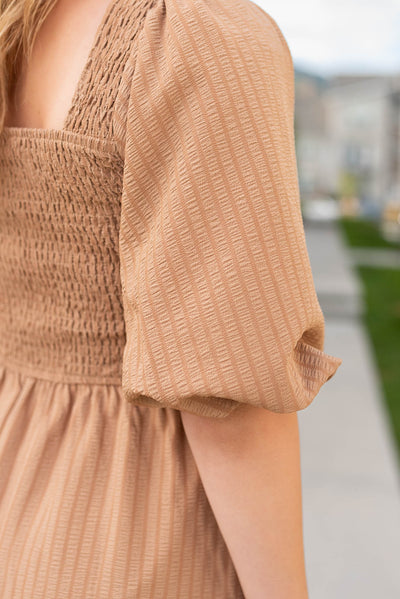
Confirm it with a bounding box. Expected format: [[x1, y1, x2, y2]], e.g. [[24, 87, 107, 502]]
[[0, 363, 245, 598]]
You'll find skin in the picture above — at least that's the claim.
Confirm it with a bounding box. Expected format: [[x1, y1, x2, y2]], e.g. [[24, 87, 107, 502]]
[[6, 0, 112, 129], [181, 405, 309, 599]]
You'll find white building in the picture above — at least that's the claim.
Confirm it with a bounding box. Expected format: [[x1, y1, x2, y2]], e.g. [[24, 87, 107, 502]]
[[294, 70, 400, 216]]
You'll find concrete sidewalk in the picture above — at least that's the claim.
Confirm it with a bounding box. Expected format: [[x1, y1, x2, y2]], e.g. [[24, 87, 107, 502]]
[[299, 220, 400, 599], [349, 247, 400, 269]]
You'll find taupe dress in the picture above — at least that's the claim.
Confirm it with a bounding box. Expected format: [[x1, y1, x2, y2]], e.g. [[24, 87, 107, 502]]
[[0, 0, 342, 596]]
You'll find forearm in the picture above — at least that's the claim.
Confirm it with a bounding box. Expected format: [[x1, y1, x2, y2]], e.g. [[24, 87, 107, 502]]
[[180, 404, 309, 599]]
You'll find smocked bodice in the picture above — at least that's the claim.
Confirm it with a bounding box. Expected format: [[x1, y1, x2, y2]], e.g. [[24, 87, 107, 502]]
[[0, 0, 155, 384], [0, 135, 125, 383]]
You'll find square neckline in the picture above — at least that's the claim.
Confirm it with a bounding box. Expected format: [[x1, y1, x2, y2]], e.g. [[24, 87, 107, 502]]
[[1, 0, 118, 140]]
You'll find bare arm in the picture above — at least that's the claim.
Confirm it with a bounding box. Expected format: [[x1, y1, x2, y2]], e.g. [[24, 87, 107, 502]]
[[180, 404, 309, 599]]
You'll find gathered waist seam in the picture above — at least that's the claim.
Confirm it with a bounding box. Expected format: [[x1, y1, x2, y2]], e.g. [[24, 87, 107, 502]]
[[0, 356, 123, 387]]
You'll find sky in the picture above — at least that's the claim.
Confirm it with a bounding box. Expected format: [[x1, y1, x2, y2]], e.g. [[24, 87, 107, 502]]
[[257, 0, 400, 77]]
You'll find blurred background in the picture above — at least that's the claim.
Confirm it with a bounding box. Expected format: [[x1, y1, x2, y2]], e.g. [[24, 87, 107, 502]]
[[256, 1, 400, 597]]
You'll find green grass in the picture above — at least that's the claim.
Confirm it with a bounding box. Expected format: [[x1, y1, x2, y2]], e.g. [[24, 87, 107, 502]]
[[339, 215, 400, 458], [338, 216, 400, 249], [356, 266, 400, 458]]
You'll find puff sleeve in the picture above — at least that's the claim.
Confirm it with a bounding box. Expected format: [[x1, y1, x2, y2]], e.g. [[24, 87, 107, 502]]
[[118, 0, 343, 418]]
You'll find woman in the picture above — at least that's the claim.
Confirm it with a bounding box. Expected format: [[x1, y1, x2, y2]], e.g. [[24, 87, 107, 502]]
[[0, 0, 342, 597]]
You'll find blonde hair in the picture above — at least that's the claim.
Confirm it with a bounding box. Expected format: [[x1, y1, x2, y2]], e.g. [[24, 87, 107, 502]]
[[0, 0, 58, 132]]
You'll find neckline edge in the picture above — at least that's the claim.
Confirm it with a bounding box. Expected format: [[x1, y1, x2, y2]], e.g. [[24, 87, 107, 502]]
[[1, 0, 118, 139]]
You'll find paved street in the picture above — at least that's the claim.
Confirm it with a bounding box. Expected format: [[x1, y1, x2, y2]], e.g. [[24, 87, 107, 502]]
[[299, 220, 400, 599]]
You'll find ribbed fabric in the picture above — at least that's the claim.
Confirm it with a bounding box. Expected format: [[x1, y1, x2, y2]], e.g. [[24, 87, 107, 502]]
[[0, 0, 342, 596], [0, 365, 242, 598], [116, 0, 342, 417], [0, 134, 125, 383]]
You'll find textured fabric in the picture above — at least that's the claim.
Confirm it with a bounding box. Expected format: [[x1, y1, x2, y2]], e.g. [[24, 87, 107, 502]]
[[0, 366, 241, 597], [0, 0, 342, 596], [117, 0, 342, 417]]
